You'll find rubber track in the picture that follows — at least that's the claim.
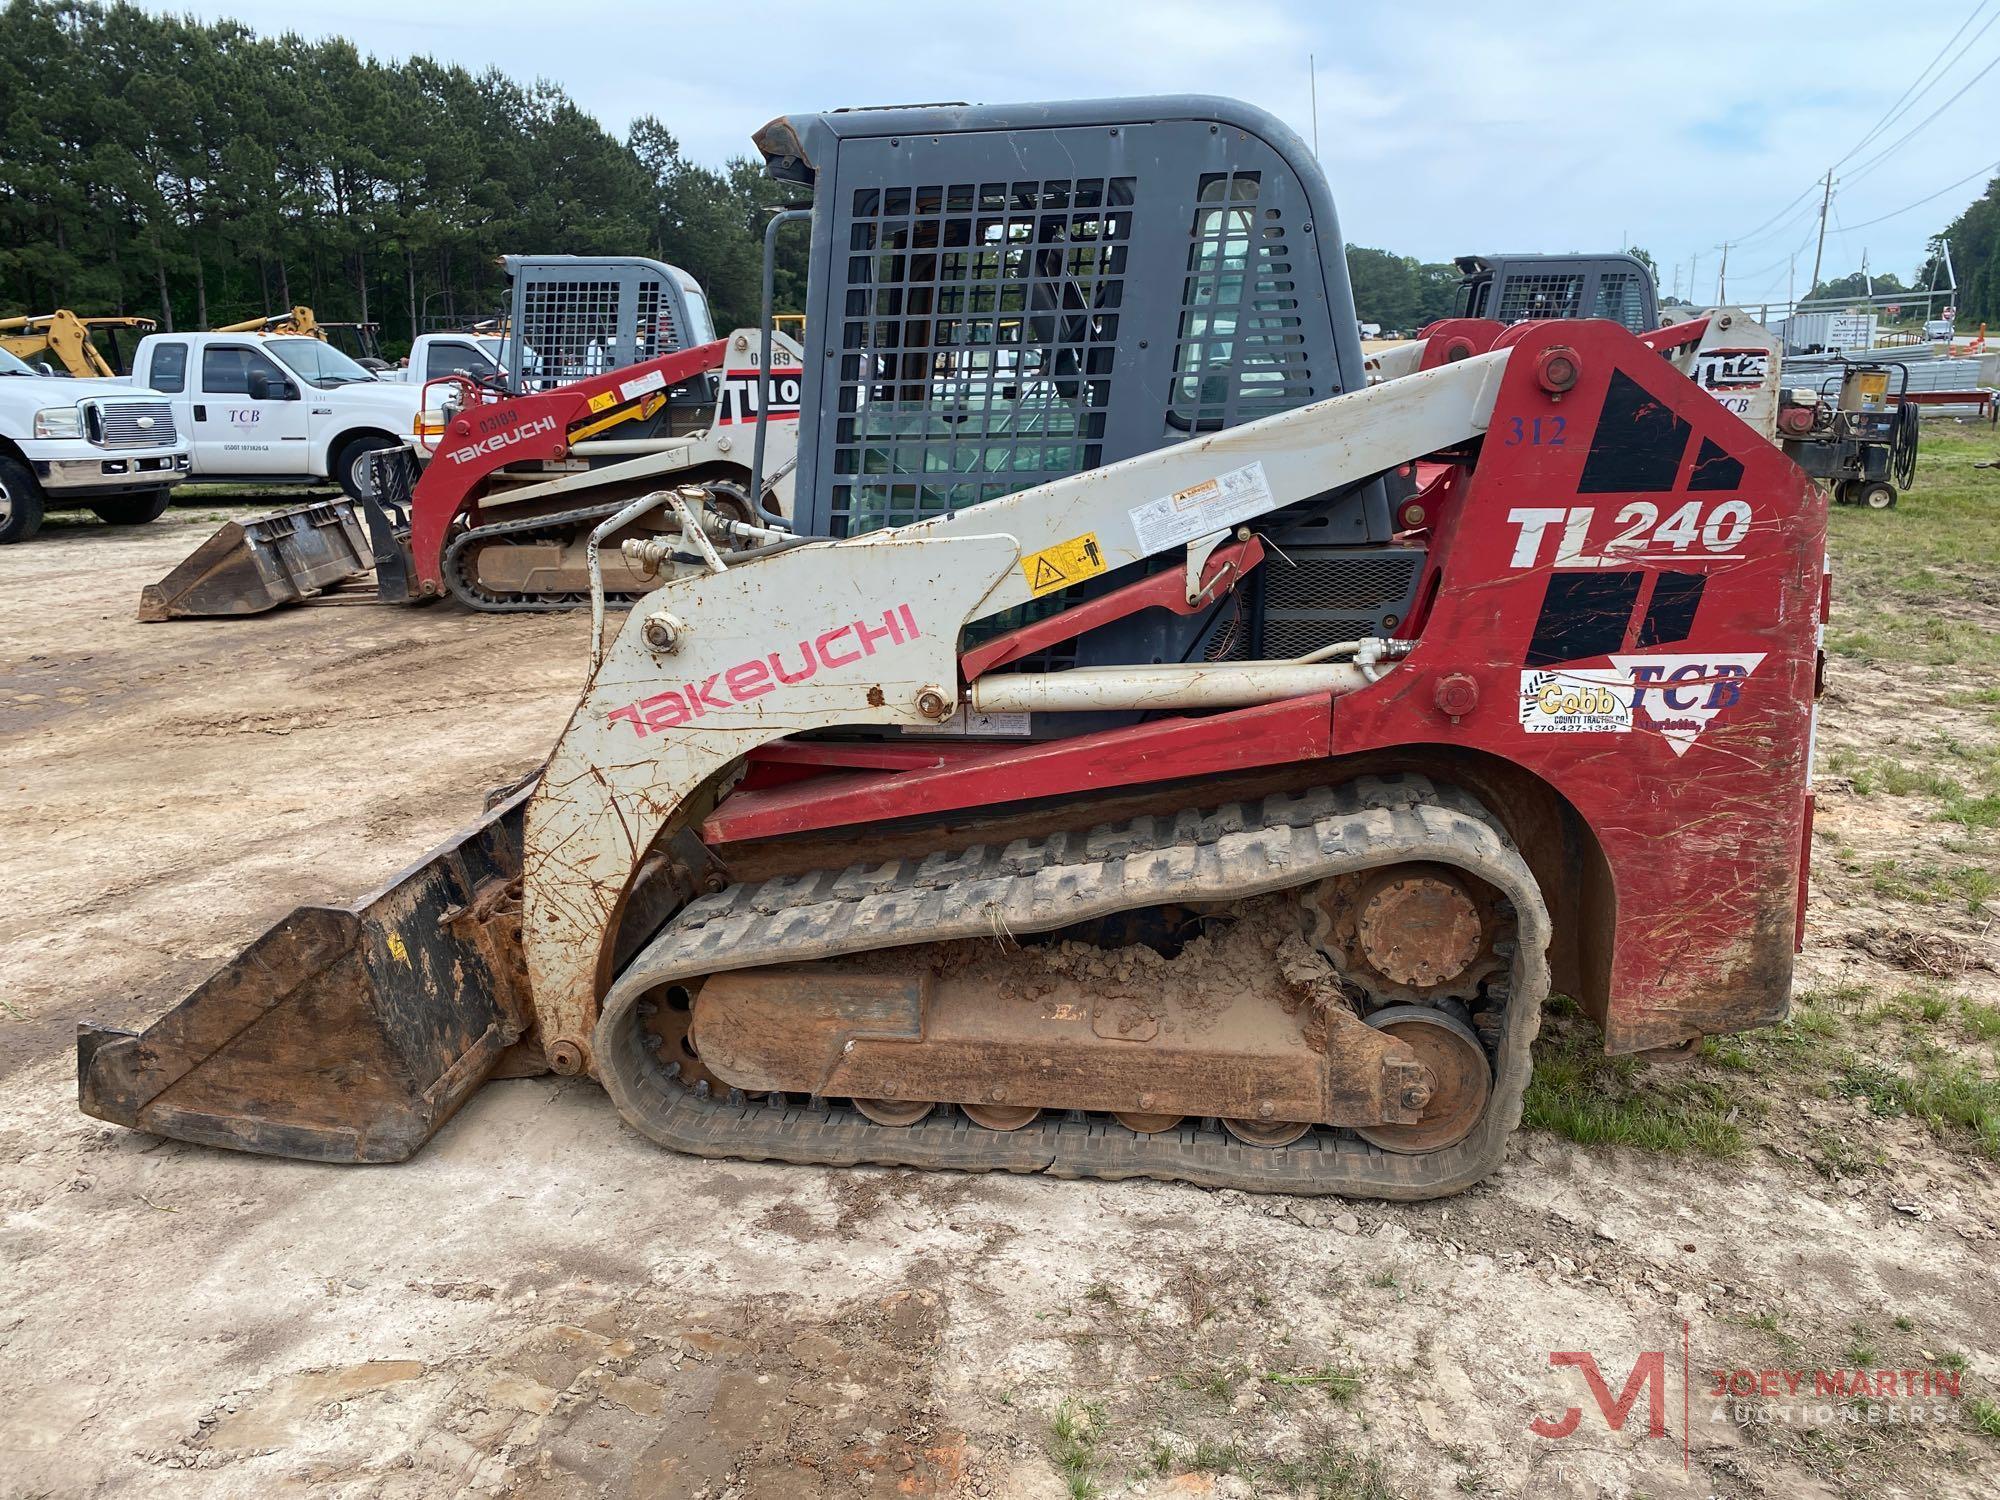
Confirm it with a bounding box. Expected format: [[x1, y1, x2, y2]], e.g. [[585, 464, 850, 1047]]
[[593, 776, 1552, 1200], [442, 498, 650, 613]]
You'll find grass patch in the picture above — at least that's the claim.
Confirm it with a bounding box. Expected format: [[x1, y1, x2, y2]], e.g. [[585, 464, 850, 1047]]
[[1846, 1323, 1877, 1366], [1835, 1058, 2000, 1160], [1174, 1362, 1248, 1404], [1960, 998, 2000, 1044], [1526, 1007, 1745, 1155], [1971, 1397, 2000, 1440], [1266, 1442, 1395, 1500], [1263, 1363, 1364, 1402], [1863, 987, 1954, 1026], [1048, 1399, 1106, 1499]]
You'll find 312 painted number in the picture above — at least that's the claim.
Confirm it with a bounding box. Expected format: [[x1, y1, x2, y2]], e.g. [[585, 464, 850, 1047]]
[[1503, 415, 1566, 447]]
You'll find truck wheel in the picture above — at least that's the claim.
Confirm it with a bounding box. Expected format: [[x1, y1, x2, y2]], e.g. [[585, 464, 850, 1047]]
[[336, 436, 400, 502], [0, 456, 46, 544], [1859, 482, 1897, 511], [89, 488, 174, 526]]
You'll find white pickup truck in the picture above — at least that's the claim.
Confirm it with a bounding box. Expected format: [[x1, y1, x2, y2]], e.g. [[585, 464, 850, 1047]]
[[0, 345, 191, 543], [125, 331, 422, 500], [384, 332, 514, 387]]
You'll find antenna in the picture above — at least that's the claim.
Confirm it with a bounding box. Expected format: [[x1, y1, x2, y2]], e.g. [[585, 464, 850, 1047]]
[[1309, 54, 1319, 157]]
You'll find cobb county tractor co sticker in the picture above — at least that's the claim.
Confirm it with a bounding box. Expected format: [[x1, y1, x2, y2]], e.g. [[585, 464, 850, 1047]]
[[1520, 653, 1766, 756]]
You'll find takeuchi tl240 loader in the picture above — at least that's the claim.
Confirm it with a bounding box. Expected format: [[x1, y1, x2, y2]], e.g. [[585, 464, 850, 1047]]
[[78, 98, 1824, 1200]]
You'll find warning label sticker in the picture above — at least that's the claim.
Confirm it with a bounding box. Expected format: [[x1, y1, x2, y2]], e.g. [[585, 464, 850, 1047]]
[[586, 390, 617, 414], [619, 368, 667, 402], [902, 707, 1033, 737], [1020, 532, 1108, 597], [1129, 461, 1275, 554]]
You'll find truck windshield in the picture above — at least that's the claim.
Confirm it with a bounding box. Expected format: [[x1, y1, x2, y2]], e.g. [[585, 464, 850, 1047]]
[[0, 348, 38, 375], [266, 337, 377, 387]]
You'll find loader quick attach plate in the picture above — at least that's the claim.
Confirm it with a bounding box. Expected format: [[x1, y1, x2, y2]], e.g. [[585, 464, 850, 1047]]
[[593, 777, 1552, 1201], [75, 785, 534, 1162], [137, 499, 374, 621]]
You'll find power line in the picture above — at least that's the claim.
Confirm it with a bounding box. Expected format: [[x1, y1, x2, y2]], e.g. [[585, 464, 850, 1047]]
[[1842, 41, 2000, 188], [1732, 188, 1832, 252], [1726, 6, 1994, 250], [1838, 156, 2000, 231], [1833, 1, 1991, 168]]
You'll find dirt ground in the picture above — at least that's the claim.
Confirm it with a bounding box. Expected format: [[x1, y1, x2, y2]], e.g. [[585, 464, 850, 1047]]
[[2, 490, 1997, 1500]]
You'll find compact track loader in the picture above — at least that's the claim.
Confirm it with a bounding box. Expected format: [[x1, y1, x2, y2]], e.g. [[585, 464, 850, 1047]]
[[80, 97, 1824, 1200], [137, 329, 803, 619], [140, 258, 801, 618]]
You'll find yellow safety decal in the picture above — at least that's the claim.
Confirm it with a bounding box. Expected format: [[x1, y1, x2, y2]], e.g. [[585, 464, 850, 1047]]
[[1020, 532, 1107, 597], [586, 390, 617, 414], [386, 932, 410, 965]]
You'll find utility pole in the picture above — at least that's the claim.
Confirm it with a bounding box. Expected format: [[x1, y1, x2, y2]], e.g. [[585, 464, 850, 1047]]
[[1691, 251, 1699, 305], [1861, 247, 1871, 298], [1787, 252, 1795, 314], [1807, 168, 1835, 302], [1717, 242, 1728, 302]]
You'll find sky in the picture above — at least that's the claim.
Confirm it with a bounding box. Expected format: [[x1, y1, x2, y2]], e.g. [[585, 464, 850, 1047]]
[[147, 0, 2000, 308]]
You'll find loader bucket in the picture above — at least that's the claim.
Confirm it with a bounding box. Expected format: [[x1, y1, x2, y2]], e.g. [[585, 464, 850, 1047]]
[[77, 784, 536, 1162], [137, 499, 374, 621]]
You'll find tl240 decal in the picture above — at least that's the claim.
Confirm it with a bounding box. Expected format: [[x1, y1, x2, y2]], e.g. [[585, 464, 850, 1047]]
[[608, 605, 922, 737], [1520, 653, 1766, 756], [1507, 501, 1752, 569]]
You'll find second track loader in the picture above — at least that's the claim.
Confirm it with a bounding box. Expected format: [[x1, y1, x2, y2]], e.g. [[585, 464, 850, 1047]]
[[80, 96, 1823, 1200], [139, 259, 801, 619]]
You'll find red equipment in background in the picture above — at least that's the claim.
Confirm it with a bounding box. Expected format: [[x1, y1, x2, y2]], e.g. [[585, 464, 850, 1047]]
[[403, 338, 727, 598]]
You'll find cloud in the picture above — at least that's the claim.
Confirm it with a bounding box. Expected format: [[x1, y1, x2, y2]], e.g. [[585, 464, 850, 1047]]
[[140, 0, 2000, 295]]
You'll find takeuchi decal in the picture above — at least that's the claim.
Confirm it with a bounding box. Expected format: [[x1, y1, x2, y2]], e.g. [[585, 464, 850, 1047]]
[[608, 605, 922, 736], [445, 413, 557, 466]]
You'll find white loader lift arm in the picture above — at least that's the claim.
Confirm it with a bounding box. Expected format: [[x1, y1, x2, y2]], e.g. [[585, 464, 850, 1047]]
[[521, 349, 1511, 1073]]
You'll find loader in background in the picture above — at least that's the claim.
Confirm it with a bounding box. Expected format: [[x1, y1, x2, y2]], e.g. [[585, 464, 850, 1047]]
[[0, 310, 155, 378], [81, 96, 1824, 1202], [137, 257, 803, 618], [212, 305, 387, 368]]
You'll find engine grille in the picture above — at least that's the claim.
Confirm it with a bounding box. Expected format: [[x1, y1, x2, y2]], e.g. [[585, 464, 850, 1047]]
[[92, 400, 178, 449], [1218, 547, 1424, 659]]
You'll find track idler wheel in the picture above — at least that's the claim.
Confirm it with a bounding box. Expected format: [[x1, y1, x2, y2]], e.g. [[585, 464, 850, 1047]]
[[1351, 1005, 1491, 1154], [1114, 1111, 1186, 1134], [852, 1098, 935, 1126], [1223, 1117, 1312, 1148], [961, 1102, 1041, 1131]]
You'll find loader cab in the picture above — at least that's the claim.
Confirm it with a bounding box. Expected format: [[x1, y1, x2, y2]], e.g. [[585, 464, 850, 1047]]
[[760, 97, 1423, 699], [503, 254, 710, 393], [1453, 253, 1659, 333]]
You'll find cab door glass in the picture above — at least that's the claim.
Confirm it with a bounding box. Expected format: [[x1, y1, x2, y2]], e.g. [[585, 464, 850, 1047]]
[[424, 341, 498, 382], [202, 345, 288, 395], [149, 341, 188, 393]]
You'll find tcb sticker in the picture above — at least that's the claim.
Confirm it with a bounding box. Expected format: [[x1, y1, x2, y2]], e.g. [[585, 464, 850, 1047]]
[[1521, 653, 1765, 755]]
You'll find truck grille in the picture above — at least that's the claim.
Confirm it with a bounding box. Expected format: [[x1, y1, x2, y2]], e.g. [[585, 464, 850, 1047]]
[[90, 399, 178, 449]]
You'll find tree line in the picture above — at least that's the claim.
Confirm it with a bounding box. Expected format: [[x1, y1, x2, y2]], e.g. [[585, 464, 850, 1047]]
[[0, 0, 802, 349], [1922, 180, 2000, 324], [8, 0, 1993, 353]]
